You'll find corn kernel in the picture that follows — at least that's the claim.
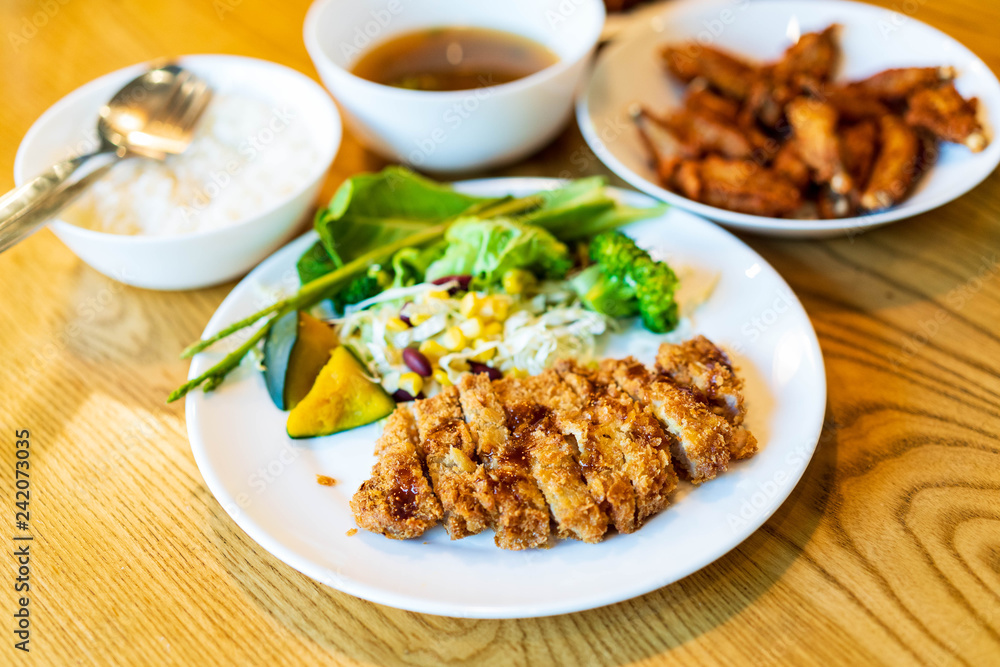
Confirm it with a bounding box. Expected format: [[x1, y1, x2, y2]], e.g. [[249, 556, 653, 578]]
[[460, 292, 481, 318], [502, 269, 537, 295], [441, 327, 467, 351], [458, 317, 484, 339], [385, 317, 409, 333], [433, 368, 452, 387], [481, 295, 510, 322], [509, 367, 529, 379], [409, 312, 431, 326], [425, 289, 451, 302], [470, 347, 496, 362], [419, 339, 448, 360], [483, 321, 504, 338], [398, 372, 424, 397]]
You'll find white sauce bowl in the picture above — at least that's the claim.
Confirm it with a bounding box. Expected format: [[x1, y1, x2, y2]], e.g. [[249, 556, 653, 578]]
[[304, 0, 605, 172], [14, 55, 341, 290]]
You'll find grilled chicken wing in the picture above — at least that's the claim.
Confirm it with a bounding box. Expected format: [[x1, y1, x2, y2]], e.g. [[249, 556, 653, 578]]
[[673, 156, 803, 218], [860, 115, 920, 211], [905, 82, 988, 152], [661, 44, 758, 100], [786, 97, 853, 195], [845, 66, 955, 102]]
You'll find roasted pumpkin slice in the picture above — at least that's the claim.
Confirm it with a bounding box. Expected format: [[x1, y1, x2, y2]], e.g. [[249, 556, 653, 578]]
[[286, 346, 396, 439], [263, 311, 339, 411]]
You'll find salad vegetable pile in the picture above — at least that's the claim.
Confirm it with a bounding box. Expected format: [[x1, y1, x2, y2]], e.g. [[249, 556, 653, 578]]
[[169, 168, 687, 437]]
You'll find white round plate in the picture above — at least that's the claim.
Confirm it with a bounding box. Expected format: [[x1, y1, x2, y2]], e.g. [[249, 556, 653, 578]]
[[577, 0, 1000, 238], [186, 178, 826, 618]]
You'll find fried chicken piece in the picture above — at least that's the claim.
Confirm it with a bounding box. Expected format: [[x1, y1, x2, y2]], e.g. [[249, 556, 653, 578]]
[[634, 108, 684, 185], [558, 363, 677, 527], [661, 44, 758, 100], [673, 156, 803, 217], [772, 140, 811, 191], [802, 81, 890, 121], [525, 367, 639, 534], [655, 337, 757, 460], [860, 115, 920, 211], [413, 387, 494, 539], [350, 407, 443, 540], [905, 82, 988, 152], [786, 97, 853, 194], [457, 373, 550, 550], [845, 66, 955, 102], [772, 25, 840, 84], [605, 358, 731, 484], [685, 87, 741, 122], [841, 119, 878, 191], [494, 377, 608, 543], [816, 188, 854, 219]]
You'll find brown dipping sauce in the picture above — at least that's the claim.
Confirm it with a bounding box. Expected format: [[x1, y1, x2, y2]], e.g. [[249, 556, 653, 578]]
[[351, 27, 559, 92]]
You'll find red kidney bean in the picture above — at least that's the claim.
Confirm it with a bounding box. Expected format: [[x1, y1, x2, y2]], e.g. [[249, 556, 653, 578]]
[[402, 348, 432, 377], [392, 389, 416, 403], [399, 301, 413, 326], [468, 361, 502, 381], [431, 274, 472, 294]]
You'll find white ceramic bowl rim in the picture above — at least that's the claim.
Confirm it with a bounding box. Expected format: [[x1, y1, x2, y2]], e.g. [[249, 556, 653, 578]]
[[13, 54, 340, 247], [303, 0, 606, 100]]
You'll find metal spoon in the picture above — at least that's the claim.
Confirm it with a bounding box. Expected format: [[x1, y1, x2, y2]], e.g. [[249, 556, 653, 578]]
[[0, 63, 213, 253]]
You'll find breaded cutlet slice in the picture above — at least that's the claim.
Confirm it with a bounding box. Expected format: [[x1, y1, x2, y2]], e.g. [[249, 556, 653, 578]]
[[413, 387, 494, 539], [655, 336, 758, 460], [605, 357, 731, 484], [494, 376, 608, 543], [457, 373, 550, 550], [528, 367, 638, 534], [560, 362, 677, 525], [350, 407, 442, 539]]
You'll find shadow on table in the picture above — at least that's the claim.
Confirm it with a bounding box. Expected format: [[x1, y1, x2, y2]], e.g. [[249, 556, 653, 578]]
[[202, 403, 840, 666]]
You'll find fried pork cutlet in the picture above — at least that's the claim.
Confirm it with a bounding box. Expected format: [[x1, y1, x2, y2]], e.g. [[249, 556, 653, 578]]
[[528, 367, 639, 534], [457, 373, 550, 550], [905, 82, 988, 152], [350, 407, 442, 540], [559, 363, 678, 526], [655, 337, 757, 460], [413, 387, 494, 540], [605, 358, 731, 484], [494, 377, 608, 543]]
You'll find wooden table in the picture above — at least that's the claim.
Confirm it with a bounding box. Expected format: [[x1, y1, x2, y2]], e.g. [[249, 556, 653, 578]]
[[2, 1, 999, 664]]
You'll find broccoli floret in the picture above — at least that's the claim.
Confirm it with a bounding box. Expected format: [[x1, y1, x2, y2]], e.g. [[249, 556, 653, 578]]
[[588, 231, 679, 332], [331, 265, 390, 313], [569, 265, 638, 319]]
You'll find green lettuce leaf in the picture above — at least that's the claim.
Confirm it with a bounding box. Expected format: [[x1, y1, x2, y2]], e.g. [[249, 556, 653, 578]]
[[425, 216, 573, 285]]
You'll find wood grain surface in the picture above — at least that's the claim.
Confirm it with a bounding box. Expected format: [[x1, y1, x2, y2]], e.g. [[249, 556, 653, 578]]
[[1, 0, 999, 665]]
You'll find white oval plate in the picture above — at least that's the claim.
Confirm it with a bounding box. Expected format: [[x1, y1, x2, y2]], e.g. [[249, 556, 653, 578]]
[[577, 0, 1000, 238], [186, 178, 826, 618]]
